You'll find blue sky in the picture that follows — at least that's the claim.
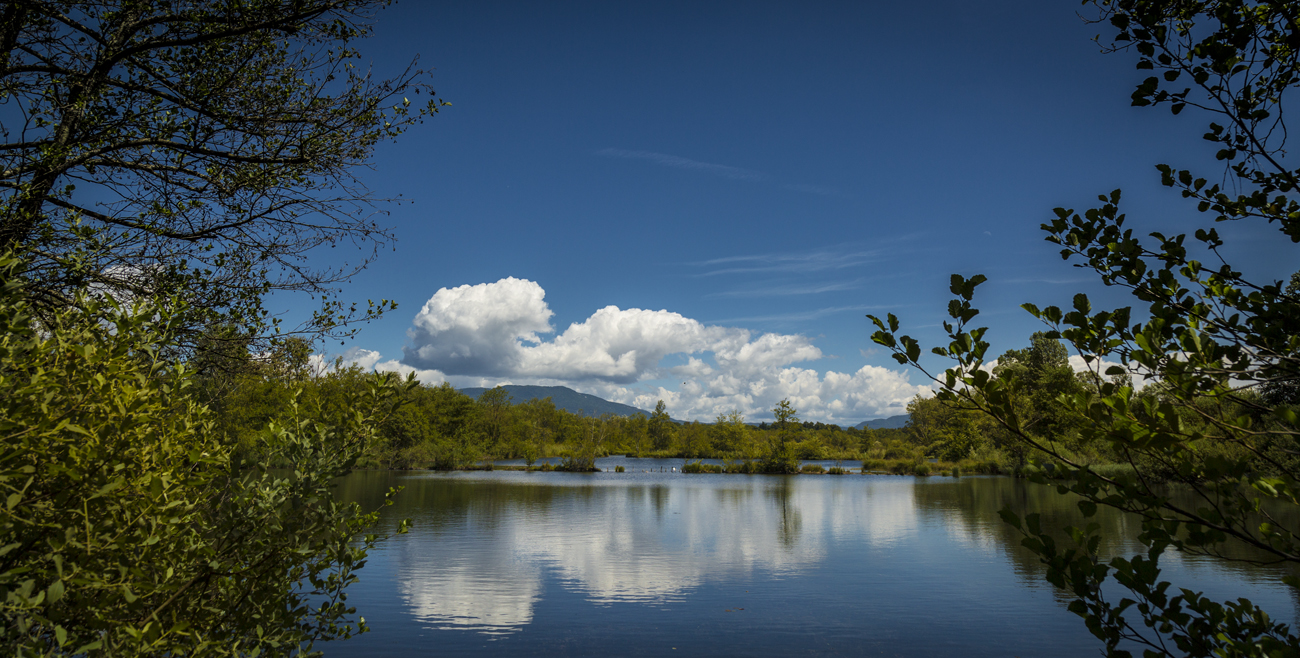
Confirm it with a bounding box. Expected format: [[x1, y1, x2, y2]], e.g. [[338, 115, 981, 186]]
[[296, 0, 1297, 424]]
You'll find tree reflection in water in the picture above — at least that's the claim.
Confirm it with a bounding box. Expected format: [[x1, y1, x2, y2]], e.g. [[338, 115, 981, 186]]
[[330, 466, 1298, 649]]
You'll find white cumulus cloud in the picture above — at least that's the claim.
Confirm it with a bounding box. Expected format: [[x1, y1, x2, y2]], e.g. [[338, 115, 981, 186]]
[[388, 277, 930, 424], [308, 346, 384, 376], [1068, 354, 1151, 390], [404, 277, 554, 377], [402, 277, 784, 385]]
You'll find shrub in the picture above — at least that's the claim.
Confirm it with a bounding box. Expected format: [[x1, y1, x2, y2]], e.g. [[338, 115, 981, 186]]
[[615, 465, 625, 473], [723, 459, 760, 474], [1088, 463, 1136, 484], [557, 454, 598, 472], [882, 446, 912, 459], [683, 460, 723, 474], [826, 466, 848, 475], [0, 260, 412, 656], [795, 441, 828, 460], [760, 444, 801, 474], [800, 464, 826, 474]]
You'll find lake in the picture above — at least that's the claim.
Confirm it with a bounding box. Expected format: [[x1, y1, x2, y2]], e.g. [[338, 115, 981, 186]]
[[325, 458, 1297, 657]]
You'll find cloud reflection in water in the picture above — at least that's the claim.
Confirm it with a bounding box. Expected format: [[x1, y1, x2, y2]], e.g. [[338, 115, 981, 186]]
[[391, 475, 921, 634]]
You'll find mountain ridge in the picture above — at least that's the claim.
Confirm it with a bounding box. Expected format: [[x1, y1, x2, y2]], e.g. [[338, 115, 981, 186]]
[[459, 385, 911, 430], [457, 385, 652, 418], [854, 414, 910, 430]]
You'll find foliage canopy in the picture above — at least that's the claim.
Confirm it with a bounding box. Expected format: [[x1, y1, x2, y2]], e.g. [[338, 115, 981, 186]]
[[0, 254, 415, 655], [0, 0, 447, 347]]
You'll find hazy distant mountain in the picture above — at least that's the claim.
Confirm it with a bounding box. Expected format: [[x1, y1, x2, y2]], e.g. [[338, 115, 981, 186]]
[[458, 385, 652, 418], [854, 414, 910, 430]]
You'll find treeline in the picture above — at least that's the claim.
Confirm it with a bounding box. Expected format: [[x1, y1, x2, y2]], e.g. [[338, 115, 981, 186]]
[[195, 338, 1071, 475], [208, 329, 1300, 480], [203, 347, 937, 472], [903, 331, 1300, 480]]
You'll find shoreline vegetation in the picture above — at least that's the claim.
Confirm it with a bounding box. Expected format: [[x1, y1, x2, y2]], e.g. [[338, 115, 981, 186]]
[[375, 456, 1134, 479], [382, 457, 997, 476], [209, 348, 1147, 480]]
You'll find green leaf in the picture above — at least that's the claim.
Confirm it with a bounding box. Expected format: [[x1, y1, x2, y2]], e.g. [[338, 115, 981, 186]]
[[47, 580, 65, 604], [1274, 407, 1298, 425], [998, 507, 1022, 529]]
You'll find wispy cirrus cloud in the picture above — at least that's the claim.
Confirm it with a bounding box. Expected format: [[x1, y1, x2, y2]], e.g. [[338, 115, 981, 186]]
[[707, 280, 864, 298], [597, 147, 841, 196], [694, 249, 885, 277], [707, 304, 889, 325], [692, 236, 929, 279], [597, 148, 765, 181]]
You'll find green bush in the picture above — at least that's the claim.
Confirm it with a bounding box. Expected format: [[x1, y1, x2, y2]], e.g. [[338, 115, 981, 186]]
[[723, 459, 760, 474], [1088, 463, 1136, 484], [760, 443, 801, 474], [795, 441, 827, 460], [800, 463, 826, 473], [614, 465, 625, 473], [557, 454, 598, 472], [683, 460, 723, 474], [0, 257, 412, 656], [826, 466, 848, 475]]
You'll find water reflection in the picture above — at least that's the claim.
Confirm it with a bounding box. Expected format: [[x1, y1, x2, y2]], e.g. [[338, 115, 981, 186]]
[[344, 470, 941, 634], [398, 542, 539, 634], [385, 474, 861, 631], [332, 465, 1297, 649]]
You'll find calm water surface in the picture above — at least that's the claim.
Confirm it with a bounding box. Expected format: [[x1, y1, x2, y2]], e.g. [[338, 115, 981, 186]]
[[325, 458, 1297, 657]]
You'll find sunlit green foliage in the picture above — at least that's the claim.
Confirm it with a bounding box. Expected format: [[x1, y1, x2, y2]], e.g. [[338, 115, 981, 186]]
[[207, 376, 906, 467], [648, 400, 675, 450], [0, 256, 413, 656], [710, 411, 748, 454]]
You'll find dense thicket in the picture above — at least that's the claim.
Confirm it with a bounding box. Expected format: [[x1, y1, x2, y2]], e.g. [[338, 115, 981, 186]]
[[0, 1, 439, 655], [207, 366, 888, 470], [0, 256, 414, 655]]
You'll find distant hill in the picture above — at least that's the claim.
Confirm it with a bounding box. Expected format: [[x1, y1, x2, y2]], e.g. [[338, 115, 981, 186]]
[[458, 385, 652, 419], [855, 414, 910, 430]]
